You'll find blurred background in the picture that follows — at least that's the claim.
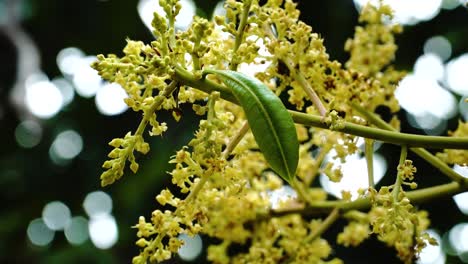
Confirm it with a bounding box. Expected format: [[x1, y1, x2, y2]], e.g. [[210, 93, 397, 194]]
[[1, 0, 468, 263]]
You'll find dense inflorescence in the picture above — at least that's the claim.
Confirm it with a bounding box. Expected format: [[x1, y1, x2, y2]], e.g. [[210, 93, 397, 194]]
[[437, 121, 468, 165], [92, 0, 468, 263]]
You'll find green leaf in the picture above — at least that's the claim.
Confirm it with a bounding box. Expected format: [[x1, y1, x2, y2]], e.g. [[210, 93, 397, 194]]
[[205, 69, 299, 183]]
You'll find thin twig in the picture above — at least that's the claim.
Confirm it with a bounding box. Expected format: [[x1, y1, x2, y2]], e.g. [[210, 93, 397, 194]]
[[305, 208, 340, 243], [365, 138, 375, 188], [230, 0, 252, 70], [222, 121, 250, 159], [262, 23, 328, 117]]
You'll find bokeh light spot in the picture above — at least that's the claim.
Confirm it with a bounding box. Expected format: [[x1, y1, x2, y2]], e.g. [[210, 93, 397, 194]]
[[72, 56, 102, 98], [137, 0, 157, 31], [452, 165, 468, 215], [212, 0, 226, 17], [25, 77, 63, 119], [42, 201, 71, 231], [446, 53, 468, 96], [89, 215, 118, 249], [178, 234, 203, 261], [441, 231, 458, 256], [83, 191, 113, 218], [320, 151, 387, 200], [95, 83, 128, 116], [453, 164, 468, 177], [424, 36, 452, 61], [448, 223, 468, 255], [441, 0, 463, 9], [49, 130, 83, 164], [176, 0, 196, 29], [406, 112, 448, 135], [459, 97, 468, 121], [27, 218, 55, 246], [52, 77, 75, 107], [268, 185, 297, 209], [353, 0, 443, 25], [454, 192, 468, 215], [395, 74, 457, 129], [56, 47, 85, 76], [64, 216, 89, 245], [15, 120, 42, 148], [414, 53, 444, 81], [138, 0, 196, 32], [417, 229, 445, 264]]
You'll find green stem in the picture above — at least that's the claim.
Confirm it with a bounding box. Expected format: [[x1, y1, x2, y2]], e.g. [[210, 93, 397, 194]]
[[292, 111, 468, 149], [285, 58, 328, 117], [230, 0, 252, 70], [135, 81, 178, 136], [269, 181, 467, 218], [184, 173, 209, 203], [174, 65, 236, 101], [207, 91, 218, 121], [352, 103, 468, 184], [304, 145, 330, 186], [191, 44, 201, 71], [393, 145, 407, 201], [262, 23, 327, 117], [173, 66, 468, 150], [305, 208, 340, 243], [291, 178, 313, 205], [180, 93, 220, 203], [222, 121, 250, 159], [365, 138, 375, 188], [167, 5, 176, 49], [343, 210, 368, 222]]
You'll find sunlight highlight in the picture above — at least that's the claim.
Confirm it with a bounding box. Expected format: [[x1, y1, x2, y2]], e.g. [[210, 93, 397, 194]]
[[42, 201, 71, 231], [83, 191, 113, 218], [417, 230, 445, 264], [424, 35, 452, 61], [320, 150, 387, 200], [49, 130, 83, 165], [178, 234, 203, 261], [95, 83, 128, 116], [64, 216, 89, 245], [88, 214, 118, 249], [27, 218, 55, 246], [354, 0, 443, 25], [25, 75, 63, 119], [445, 53, 468, 96], [138, 0, 196, 32], [15, 120, 42, 148]]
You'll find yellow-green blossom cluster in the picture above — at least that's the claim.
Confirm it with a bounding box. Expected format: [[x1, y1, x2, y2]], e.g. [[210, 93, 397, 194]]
[[92, 3, 220, 185], [93, 38, 177, 186], [255, 0, 331, 110], [343, 3, 405, 114], [368, 187, 436, 264], [337, 221, 370, 247], [437, 121, 468, 165], [132, 94, 228, 263], [89, 0, 459, 263], [208, 215, 343, 264], [100, 133, 150, 186], [132, 95, 281, 263], [398, 159, 417, 182]]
